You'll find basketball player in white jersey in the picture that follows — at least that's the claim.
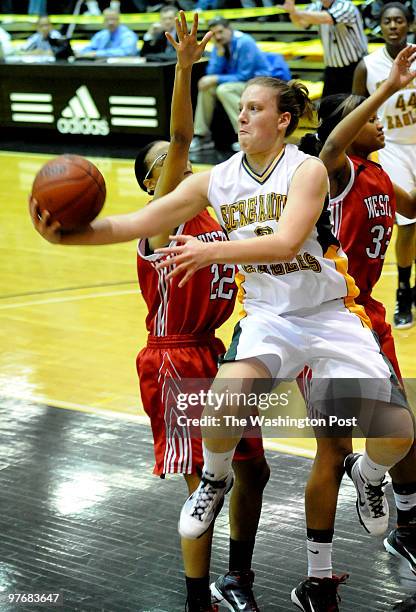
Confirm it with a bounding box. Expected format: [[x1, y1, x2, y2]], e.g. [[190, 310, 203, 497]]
[[353, 3, 416, 329], [31, 47, 416, 611]]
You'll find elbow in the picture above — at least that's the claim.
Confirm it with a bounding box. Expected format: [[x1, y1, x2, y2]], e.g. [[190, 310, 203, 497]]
[[279, 236, 302, 262], [170, 131, 193, 147], [284, 247, 299, 262]]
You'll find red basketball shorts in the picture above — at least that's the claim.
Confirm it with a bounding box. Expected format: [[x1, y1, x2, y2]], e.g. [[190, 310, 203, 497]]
[[359, 296, 402, 382], [137, 333, 264, 476]]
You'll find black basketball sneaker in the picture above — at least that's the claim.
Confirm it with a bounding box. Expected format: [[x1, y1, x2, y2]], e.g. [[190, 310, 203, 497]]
[[210, 570, 259, 611], [394, 287, 413, 329], [385, 528, 416, 575], [291, 574, 349, 612]]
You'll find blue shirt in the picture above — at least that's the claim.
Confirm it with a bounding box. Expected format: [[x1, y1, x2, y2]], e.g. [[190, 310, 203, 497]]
[[82, 24, 138, 57], [207, 30, 271, 84], [23, 30, 62, 53]]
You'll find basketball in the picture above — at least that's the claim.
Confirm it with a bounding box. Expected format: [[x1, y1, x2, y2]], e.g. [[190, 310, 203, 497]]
[[31, 154, 106, 231]]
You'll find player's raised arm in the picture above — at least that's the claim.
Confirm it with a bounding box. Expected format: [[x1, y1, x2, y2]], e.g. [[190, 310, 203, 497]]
[[30, 170, 211, 245], [154, 12, 212, 202], [321, 44, 416, 193], [147, 11, 212, 250]]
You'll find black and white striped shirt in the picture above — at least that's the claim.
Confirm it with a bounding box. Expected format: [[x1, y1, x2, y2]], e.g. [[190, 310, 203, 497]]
[[307, 0, 368, 68]]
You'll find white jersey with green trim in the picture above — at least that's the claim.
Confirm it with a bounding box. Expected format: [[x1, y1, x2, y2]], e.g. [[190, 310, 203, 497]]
[[207, 144, 359, 316]]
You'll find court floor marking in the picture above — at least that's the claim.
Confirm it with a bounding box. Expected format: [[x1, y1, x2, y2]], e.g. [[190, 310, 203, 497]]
[[0, 288, 141, 310], [2, 393, 316, 460], [0, 280, 137, 300]]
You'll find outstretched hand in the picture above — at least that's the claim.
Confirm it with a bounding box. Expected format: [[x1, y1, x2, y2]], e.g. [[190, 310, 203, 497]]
[[29, 197, 62, 244], [155, 234, 212, 287], [166, 11, 213, 70], [388, 44, 416, 91]]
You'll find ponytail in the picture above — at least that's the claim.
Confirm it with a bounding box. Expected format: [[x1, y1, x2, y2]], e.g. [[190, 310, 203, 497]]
[[298, 132, 323, 157]]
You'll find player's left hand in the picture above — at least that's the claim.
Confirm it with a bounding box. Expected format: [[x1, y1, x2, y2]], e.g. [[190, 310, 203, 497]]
[[388, 44, 416, 91], [155, 234, 211, 287], [167, 11, 213, 69]]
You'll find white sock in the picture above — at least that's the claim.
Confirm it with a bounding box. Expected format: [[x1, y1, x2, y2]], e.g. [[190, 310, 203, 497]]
[[358, 452, 390, 485], [307, 540, 332, 579], [394, 491, 416, 511], [202, 444, 235, 481]]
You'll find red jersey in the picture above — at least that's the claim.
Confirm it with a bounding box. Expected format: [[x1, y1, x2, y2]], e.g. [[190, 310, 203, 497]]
[[137, 209, 236, 336], [329, 156, 395, 303]]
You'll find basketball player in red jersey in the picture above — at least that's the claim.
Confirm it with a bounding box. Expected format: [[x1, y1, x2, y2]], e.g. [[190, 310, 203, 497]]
[[31, 13, 269, 612], [293, 47, 416, 610]]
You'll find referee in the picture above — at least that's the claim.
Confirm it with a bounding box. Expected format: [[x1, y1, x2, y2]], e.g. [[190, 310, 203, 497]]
[[284, 0, 368, 97]]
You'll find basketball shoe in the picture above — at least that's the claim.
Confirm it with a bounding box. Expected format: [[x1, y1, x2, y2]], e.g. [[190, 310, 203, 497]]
[[384, 528, 416, 574], [344, 453, 389, 535], [178, 471, 234, 539], [291, 574, 348, 611], [210, 570, 259, 611], [392, 592, 416, 611], [394, 288, 413, 329]]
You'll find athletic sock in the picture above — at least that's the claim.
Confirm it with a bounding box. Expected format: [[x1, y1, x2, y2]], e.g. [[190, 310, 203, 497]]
[[393, 481, 416, 527], [358, 452, 390, 484], [185, 575, 211, 609], [306, 528, 334, 579], [229, 538, 255, 572], [202, 444, 234, 481], [398, 265, 411, 290]]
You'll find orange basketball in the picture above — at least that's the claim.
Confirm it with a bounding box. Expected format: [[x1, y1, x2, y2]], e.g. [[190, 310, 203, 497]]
[[31, 154, 106, 231]]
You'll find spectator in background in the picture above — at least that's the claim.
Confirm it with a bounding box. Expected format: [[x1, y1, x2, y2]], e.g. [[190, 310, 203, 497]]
[[141, 6, 177, 61], [283, 0, 368, 97], [28, 0, 47, 14], [190, 17, 271, 152], [79, 8, 138, 57], [0, 25, 12, 56], [21, 15, 62, 54]]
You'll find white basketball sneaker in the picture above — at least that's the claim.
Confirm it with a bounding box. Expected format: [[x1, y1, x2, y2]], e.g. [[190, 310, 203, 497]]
[[178, 471, 234, 540], [344, 453, 389, 536]]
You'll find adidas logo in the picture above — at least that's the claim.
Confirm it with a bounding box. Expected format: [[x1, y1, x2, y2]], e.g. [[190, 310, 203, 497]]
[[57, 85, 109, 136]]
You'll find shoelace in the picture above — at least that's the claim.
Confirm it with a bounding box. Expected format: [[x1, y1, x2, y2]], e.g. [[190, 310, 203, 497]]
[[190, 477, 226, 521], [365, 479, 387, 518], [319, 574, 349, 611]]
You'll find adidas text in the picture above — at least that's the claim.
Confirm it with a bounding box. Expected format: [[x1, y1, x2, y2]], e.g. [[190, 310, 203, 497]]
[[57, 117, 109, 136]]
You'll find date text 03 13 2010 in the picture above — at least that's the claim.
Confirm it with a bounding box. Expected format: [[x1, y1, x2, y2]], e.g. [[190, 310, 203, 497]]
[[0, 593, 63, 606]]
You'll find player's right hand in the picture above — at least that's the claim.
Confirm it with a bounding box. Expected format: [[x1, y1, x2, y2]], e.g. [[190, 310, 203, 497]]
[[29, 197, 62, 244]]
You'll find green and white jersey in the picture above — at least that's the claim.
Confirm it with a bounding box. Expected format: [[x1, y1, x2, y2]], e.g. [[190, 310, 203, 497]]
[[207, 144, 362, 319]]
